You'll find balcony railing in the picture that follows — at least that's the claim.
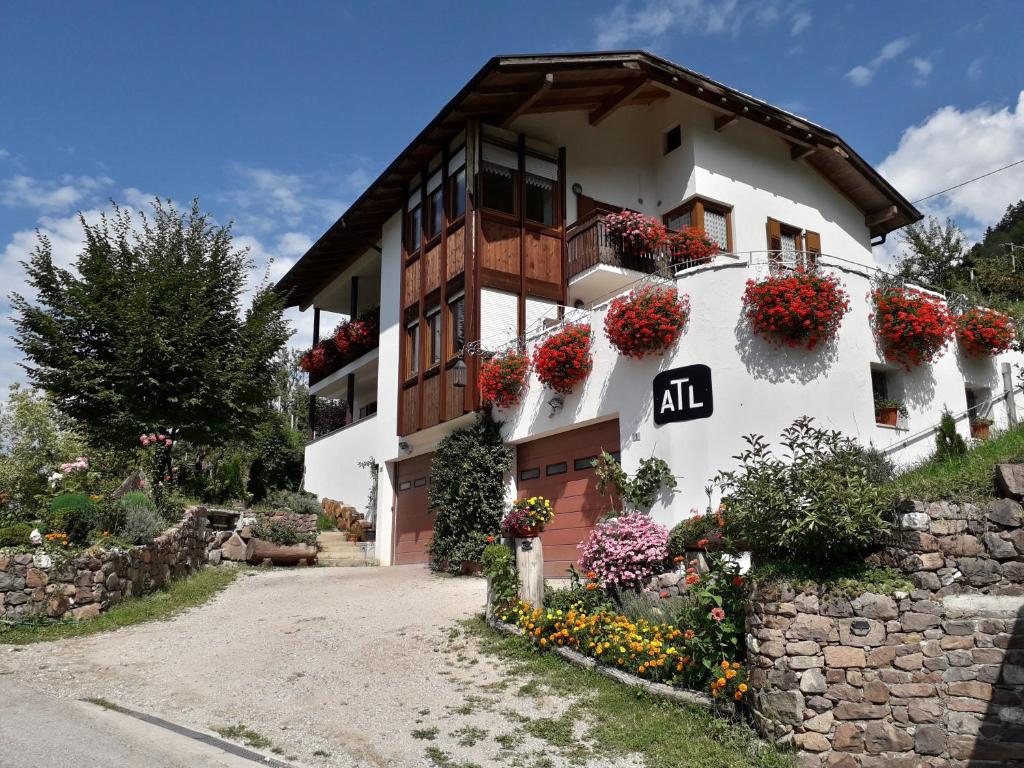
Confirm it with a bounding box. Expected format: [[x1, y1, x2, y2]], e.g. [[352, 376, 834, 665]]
[[567, 212, 670, 279], [307, 308, 381, 387]]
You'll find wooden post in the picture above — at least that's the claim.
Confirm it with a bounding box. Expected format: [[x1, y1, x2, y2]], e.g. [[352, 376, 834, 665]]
[[515, 537, 544, 608], [1003, 362, 1018, 427]]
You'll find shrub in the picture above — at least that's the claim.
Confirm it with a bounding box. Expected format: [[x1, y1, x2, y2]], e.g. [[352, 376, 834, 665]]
[[47, 493, 96, 545], [578, 512, 670, 592], [0, 523, 33, 548], [251, 518, 316, 546], [265, 489, 320, 517], [315, 512, 336, 531], [956, 307, 1015, 356], [119, 493, 166, 544], [543, 569, 615, 615], [934, 410, 968, 461], [666, 510, 725, 559], [428, 414, 513, 573], [603, 286, 690, 359], [846, 444, 898, 486], [872, 286, 952, 368], [477, 351, 530, 408], [715, 417, 892, 566], [157, 492, 190, 523], [482, 543, 518, 614], [532, 324, 592, 394], [743, 271, 850, 350]]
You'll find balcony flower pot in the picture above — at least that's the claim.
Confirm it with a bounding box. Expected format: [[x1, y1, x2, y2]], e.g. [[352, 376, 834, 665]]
[[970, 419, 993, 440], [875, 407, 899, 426], [501, 497, 554, 540]]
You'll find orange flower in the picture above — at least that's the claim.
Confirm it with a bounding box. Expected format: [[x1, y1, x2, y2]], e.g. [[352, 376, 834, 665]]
[[586, 571, 597, 580], [586, 583, 598, 591]]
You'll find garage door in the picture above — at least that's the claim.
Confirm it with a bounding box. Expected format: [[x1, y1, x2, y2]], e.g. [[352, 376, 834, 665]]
[[393, 453, 434, 566], [515, 419, 620, 578]]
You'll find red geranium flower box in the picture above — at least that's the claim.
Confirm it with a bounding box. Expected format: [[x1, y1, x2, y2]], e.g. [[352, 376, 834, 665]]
[[872, 287, 953, 368], [742, 271, 850, 350], [532, 324, 593, 394], [604, 286, 690, 359], [955, 308, 1015, 356], [478, 351, 530, 409]]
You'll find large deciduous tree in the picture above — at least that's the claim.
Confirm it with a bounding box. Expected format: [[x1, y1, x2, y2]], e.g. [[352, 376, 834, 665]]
[[11, 199, 291, 451]]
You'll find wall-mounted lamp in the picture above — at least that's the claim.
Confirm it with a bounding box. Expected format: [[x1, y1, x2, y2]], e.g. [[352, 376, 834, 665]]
[[398, 440, 412, 455], [451, 359, 467, 388], [547, 394, 565, 418], [571, 182, 583, 196]]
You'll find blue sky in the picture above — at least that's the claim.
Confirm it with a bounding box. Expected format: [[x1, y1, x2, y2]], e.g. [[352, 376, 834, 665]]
[[2, 0, 1023, 393]]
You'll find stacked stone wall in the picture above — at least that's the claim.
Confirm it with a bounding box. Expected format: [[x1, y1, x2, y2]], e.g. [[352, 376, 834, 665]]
[[747, 497, 1024, 767], [0, 507, 209, 621]]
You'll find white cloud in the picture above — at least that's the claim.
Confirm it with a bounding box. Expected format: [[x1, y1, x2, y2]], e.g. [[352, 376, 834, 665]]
[[593, 0, 811, 48], [0, 174, 113, 211], [879, 91, 1024, 239], [844, 37, 913, 87], [966, 57, 984, 82], [0, 149, 9, 160], [910, 57, 932, 86]]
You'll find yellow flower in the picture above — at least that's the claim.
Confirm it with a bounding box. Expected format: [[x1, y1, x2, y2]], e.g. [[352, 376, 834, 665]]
[[738, 683, 748, 693], [731, 661, 741, 669], [721, 660, 730, 670], [726, 669, 736, 679], [717, 677, 726, 687]]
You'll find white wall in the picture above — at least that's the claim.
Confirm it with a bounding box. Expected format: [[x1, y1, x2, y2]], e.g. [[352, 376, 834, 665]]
[[497, 259, 1024, 531]]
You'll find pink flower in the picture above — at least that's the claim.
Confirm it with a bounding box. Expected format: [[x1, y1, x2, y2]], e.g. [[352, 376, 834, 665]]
[[711, 607, 726, 622], [165, 439, 173, 447], [158, 434, 166, 441]]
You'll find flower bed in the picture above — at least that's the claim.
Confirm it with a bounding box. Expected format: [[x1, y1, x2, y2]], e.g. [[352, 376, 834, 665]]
[[603, 286, 690, 359], [955, 307, 1015, 356], [532, 324, 592, 394], [478, 351, 530, 408], [871, 287, 952, 368], [742, 271, 849, 350]]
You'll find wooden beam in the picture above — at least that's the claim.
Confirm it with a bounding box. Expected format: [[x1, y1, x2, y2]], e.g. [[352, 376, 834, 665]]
[[589, 77, 647, 126], [500, 73, 554, 128], [790, 143, 816, 161], [713, 113, 740, 132], [866, 206, 898, 228]]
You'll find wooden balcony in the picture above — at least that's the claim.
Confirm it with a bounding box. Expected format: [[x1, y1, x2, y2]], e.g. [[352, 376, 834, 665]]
[[566, 213, 671, 280]]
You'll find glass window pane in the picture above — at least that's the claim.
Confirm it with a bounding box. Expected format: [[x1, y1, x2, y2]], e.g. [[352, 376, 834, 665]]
[[407, 323, 419, 375], [482, 162, 515, 215], [449, 297, 465, 354], [428, 311, 441, 365], [704, 209, 728, 249], [667, 209, 691, 231], [524, 174, 554, 225], [407, 205, 421, 251], [449, 168, 466, 219], [428, 188, 443, 238]]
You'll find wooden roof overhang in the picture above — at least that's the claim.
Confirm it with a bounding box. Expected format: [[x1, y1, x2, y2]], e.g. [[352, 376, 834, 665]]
[[277, 51, 921, 308]]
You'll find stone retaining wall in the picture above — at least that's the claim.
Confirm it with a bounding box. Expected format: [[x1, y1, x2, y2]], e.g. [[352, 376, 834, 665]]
[[0, 507, 209, 621], [747, 497, 1024, 767]]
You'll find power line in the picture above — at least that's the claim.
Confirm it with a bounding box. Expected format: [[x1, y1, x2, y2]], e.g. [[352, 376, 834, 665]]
[[911, 158, 1024, 204]]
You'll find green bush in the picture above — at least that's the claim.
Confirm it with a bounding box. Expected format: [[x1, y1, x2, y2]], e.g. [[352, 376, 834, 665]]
[[119, 493, 166, 544], [265, 489, 320, 517], [934, 410, 968, 461], [666, 512, 723, 559], [157, 492, 189, 523], [542, 568, 614, 615], [0, 523, 33, 548], [251, 519, 316, 546], [846, 444, 898, 486], [428, 414, 512, 574], [315, 513, 335, 531], [481, 543, 518, 614], [48, 493, 96, 545], [715, 417, 892, 566]]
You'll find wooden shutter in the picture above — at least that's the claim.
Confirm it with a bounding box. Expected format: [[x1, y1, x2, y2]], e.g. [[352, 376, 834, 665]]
[[766, 218, 782, 265], [804, 230, 821, 269]]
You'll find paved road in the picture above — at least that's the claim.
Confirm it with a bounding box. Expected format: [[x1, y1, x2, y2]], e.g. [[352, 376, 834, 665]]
[[0, 680, 271, 768]]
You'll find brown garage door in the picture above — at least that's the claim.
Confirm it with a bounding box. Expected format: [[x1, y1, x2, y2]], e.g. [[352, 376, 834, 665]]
[[393, 453, 434, 566], [515, 419, 620, 578]]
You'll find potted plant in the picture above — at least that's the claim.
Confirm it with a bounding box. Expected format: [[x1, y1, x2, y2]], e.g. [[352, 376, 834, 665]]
[[668, 225, 718, 267], [969, 417, 994, 440], [500, 496, 554, 538], [478, 351, 530, 408], [603, 211, 667, 257], [871, 286, 953, 368], [955, 308, 1015, 357], [603, 285, 690, 359], [874, 397, 907, 426], [532, 324, 592, 394], [742, 271, 850, 350]]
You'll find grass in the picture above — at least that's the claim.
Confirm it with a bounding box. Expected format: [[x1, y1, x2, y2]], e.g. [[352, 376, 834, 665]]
[[0, 566, 240, 645], [747, 561, 913, 597], [462, 617, 795, 768], [412, 726, 440, 740], [886, 422, 1024, 501], [211, 723, 274, 749]]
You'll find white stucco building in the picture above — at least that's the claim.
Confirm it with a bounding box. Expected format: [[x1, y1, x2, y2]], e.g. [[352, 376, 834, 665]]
[[276, 52, 1024, 572]]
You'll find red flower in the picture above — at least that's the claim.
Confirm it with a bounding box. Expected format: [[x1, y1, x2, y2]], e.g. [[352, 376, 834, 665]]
[[668, 226, 718, 266], [486, 535, 495, 543], [871, 287, 953, 368], [478, 352, 530, 408], [604, 286, 690, 358], [955, 308, 1015, 356], [742, 270, 850, 349], [731, 576, 744, 587], [532, 324, 592, 394], [710, 607, 726, 622]]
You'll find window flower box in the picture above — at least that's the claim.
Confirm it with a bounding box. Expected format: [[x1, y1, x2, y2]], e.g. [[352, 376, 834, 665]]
[[956, 308, 1015, 356], [970, 418, 993, 440], [871, 287, 952, 368], [874, 398, 907, 427]]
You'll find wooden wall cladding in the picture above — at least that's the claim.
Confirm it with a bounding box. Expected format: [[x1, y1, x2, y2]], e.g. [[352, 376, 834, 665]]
[[444, 373, 465, 420], [525, 231, 562, 286], [480, 218, 519, 275], [422, 375, 440, 428], [403, 261, 420, 308], [424, 243, 442, 295], [401, 384, 419, 435], [446, 225, 465, 281]]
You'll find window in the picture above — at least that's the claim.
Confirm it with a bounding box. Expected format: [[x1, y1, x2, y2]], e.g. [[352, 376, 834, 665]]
[[413, 477, 427, 488], [871, 364, 905, 428], [398, 481, 412, 491], [574, 456, 597, 472], [406, 203, 422, 252], [663, 125, 682, 154], [426, 307, 441, 367], [405, 321, 420, 377], [767, 218, 820, 269], [524, 174, 555, 225], [358, 402, 377, 419], [449, 166, 466, 219], [546, 462, 568, 476], [427, 187, 443, 239], [519, 467, 541, 481], [965, 386, 991, 421], [448, 293, 465, 357], [481, 161, 515, 215], [871, 368, 888, 402], [663, 197, 732, 251]]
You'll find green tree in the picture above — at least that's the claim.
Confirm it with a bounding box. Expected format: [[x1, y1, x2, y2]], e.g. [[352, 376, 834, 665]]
[[893, 216, 969, 291], [0, 384, 86, 521], [11, 199, 291, 451]]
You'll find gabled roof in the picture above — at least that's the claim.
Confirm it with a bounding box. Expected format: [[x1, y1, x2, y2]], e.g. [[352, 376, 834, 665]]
[[276, 51, 922, 308]]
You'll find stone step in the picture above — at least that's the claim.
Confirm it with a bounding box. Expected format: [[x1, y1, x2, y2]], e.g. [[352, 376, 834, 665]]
[[318, 557, 379, 567]]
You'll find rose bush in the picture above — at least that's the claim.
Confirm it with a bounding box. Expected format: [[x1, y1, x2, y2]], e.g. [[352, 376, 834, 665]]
[[955, 307, 1015, 356], [603, 286, 690, 359], [532, 324, 592, 394], [578, 511, 669, 591], [742, 271, 850, 350], [478, 351, 530, 408], [872, 287, 952, 368]]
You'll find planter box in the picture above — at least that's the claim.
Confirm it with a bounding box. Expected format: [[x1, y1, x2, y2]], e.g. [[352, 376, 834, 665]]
[[875, 408, 899, 426], [970, 422, 992, 440]]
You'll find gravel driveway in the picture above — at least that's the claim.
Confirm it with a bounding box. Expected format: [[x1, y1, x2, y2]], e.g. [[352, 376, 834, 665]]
[[0, 566, 637, 768]]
